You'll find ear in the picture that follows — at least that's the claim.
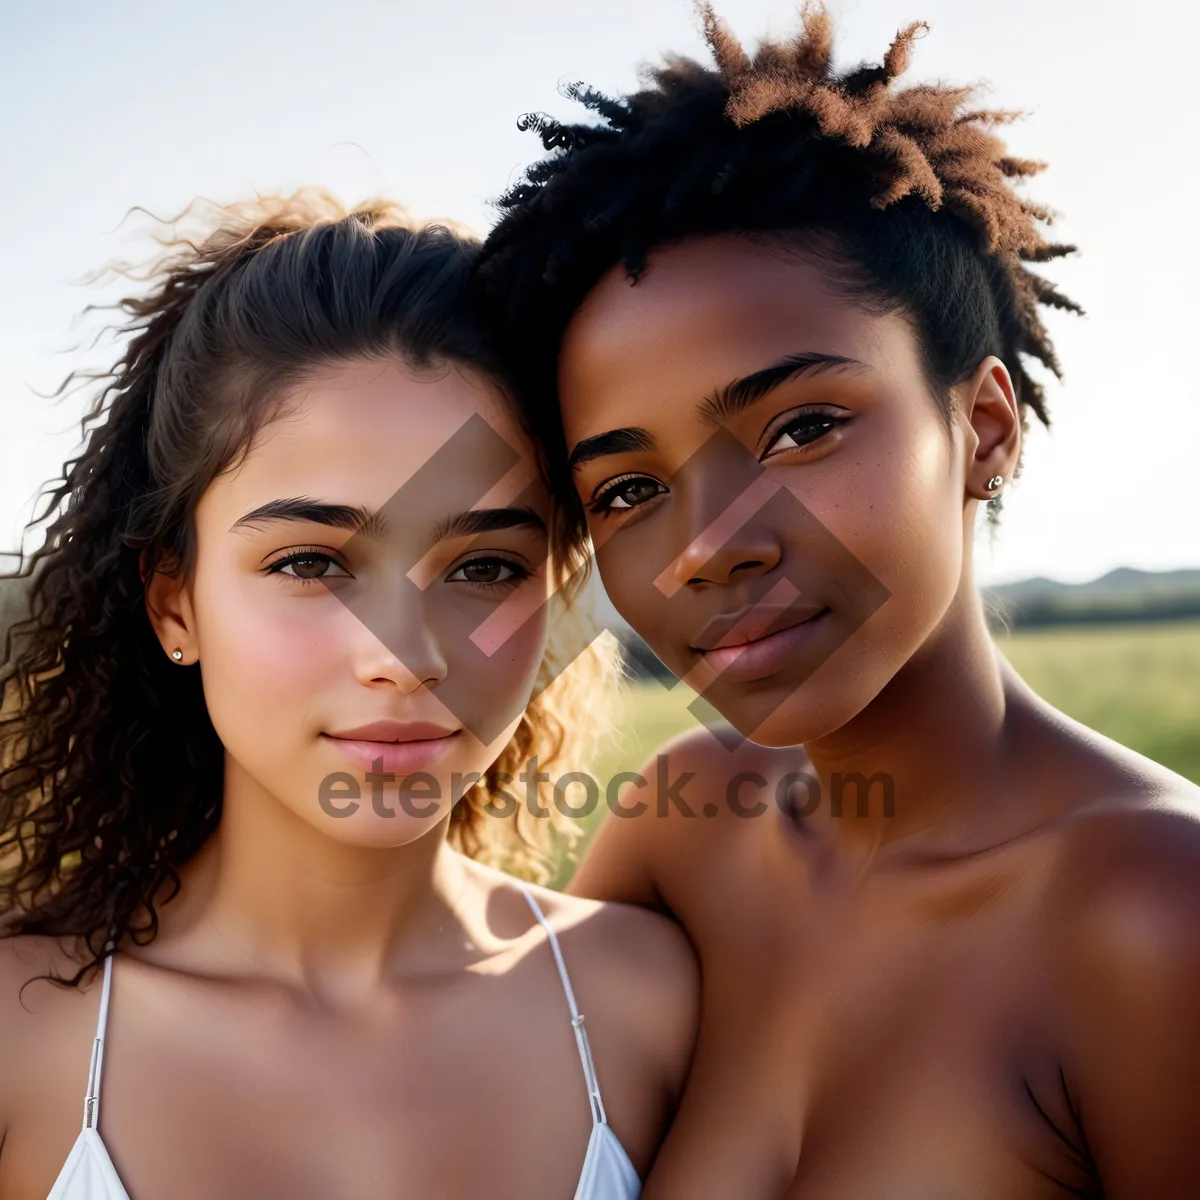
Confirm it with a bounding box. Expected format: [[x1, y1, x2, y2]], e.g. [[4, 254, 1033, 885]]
[[959, 356, 1021, 501], [142, 550, 198, 666]]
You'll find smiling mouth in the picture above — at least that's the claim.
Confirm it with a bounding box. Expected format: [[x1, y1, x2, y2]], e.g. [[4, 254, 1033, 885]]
[[320, 732, 461, 776], [324, 720, 459, 743], [319, 720, 462, 776], [690, 607, 832, 684], [690, 603, 829, 653]]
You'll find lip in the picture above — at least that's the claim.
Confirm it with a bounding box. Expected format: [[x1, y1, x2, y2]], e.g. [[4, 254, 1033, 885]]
[[691, 603, 828, 652], [325, 719, 459, 742], [693, 608, 831, 684], [321, 720, 460, 774]]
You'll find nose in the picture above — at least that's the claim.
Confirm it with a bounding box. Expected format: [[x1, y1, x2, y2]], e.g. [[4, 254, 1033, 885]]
[[669, 472, 783, 589], [348, 582, 448, 693]]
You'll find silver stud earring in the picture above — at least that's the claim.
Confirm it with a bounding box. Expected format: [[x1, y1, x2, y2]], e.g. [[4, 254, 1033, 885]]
[[171, 649, 183, 661], [985, 474, 1005, 493]]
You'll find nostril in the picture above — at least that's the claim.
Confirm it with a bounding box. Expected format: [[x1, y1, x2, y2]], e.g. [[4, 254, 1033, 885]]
[[683, 557, 771, 587]]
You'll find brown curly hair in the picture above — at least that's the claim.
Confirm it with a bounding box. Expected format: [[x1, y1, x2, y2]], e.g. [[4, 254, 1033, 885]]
[[478, 2, 1081, 530], [0, 190, 619, 986]]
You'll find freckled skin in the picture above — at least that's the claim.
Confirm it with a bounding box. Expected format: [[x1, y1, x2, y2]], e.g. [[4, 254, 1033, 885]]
[[0, 360, 698, 1200], [564, 235, 1200, 1199]]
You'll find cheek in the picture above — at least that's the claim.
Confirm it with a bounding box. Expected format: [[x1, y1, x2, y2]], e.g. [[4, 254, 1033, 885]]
[[589, 521, 667, 644], [403, 585, 552, 753], [189, 560, 343, 748], [805, 419, 964, 644], [880, 426, 962, 594], [440, 600, 549, 744]]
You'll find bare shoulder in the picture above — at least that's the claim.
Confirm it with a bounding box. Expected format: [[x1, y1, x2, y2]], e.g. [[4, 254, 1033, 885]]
[[525, 883, 698, 1024], [1048, 779, 1200, 986], [467, 859, 698, 1040], [569, 724, 810, 907], [0, 933, 96, 1127], [530, 883, 700, 993], [0, 931, 73, 1027], [625, 721, 811, 858], [647, 723, 812, 807], [1055, 776, 1200, 897], [602, 722, 811, 832], [1037, 780, 1200, 1136], [523, 883, 699, 1104]]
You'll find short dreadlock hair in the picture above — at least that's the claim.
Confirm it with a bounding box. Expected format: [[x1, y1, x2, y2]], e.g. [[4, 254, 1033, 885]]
[[478, 3, 1081, 534]]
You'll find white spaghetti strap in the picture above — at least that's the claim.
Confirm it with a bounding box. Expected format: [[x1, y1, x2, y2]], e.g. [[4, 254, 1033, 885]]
[[521, 888, 609, 1128], [82, 954, 114, 1131]]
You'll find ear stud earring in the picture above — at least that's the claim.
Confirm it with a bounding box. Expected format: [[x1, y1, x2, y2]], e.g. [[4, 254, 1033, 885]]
[[171, 649, 183, 661], [985, 475, 1005, 493]]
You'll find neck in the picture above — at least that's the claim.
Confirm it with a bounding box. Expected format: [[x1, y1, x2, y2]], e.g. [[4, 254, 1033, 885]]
[[154, 766, 484, 1001], [799, 584, 1022, 861]]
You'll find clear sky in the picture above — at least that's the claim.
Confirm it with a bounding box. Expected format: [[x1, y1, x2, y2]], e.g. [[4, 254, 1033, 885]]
[[1, 0, 1195, 586]]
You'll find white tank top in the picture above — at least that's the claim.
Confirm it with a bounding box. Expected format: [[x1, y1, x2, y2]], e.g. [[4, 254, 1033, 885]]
[[45, 889, 641, 1200]]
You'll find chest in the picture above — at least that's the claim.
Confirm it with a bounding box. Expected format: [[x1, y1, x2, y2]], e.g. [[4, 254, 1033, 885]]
[[671, 856, 1093, 1198], [9, 972, 601, 1200]]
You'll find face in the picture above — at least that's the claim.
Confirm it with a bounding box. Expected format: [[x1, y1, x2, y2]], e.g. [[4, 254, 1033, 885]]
[[559, 235, 989, 746], [156, 359, 553, 847]]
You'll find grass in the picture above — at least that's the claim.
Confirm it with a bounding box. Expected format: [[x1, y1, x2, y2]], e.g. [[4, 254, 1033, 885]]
[[994, 618, 1200, 785], [550, 618, 1200, 886]]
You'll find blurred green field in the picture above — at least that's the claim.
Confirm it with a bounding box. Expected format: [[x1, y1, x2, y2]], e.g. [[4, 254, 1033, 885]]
[[551, 619, 1200, 886], [997, 619, 1200, 783]]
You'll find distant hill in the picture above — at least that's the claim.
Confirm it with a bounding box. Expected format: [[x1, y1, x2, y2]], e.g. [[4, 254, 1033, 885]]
[[985, 567, 1200, 628]]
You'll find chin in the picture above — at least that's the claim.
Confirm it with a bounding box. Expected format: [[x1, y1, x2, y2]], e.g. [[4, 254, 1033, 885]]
[[312, 808, 447, 850], [704, 679, 865, 748]]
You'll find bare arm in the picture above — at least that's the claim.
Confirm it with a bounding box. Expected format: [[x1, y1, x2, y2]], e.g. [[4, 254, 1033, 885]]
[[0, 935, 65, 1174]]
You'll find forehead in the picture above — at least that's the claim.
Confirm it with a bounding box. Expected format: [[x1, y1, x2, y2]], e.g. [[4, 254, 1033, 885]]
[[200, 358, 546, 525], [557, 234, 919, 445]]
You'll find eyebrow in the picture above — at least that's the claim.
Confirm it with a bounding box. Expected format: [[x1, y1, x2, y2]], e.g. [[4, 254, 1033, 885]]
[[698, 352, 866, 426], [568, 426, 656, 471], [232, 497, 547, 542], [231, 498, 387, 537], [431, 505, 548, 541]]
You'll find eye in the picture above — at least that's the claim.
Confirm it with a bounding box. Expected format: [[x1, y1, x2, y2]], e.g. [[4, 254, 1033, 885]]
[[445, 556, 530, 589], [267, 550, 351, 584], [589, 474, 669, 516], [761, 410, 848, 459]]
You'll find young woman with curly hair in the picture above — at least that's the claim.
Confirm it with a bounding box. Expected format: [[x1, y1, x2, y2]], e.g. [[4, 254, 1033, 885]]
[[479, 6, 1200, 1196], [0, 193, 695, 1200]]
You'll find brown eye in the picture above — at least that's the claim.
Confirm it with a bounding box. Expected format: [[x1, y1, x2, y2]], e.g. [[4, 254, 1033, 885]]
[[446, 558, 528, 586], [761, 413, 845, 459], [590, 475, 668, 515], [289, 556, 332, 579], [270, 552, 350, 581]]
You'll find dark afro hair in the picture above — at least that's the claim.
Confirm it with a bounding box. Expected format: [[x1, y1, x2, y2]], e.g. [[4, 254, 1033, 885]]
[[477, 3, 1082, 532]]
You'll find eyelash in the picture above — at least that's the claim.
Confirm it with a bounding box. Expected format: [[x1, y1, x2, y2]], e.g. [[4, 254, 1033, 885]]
[[267, 547, 349, 586], [761, 409, 848, 458], [589, 473, 669, 517], [444, 555, 532, 591]]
